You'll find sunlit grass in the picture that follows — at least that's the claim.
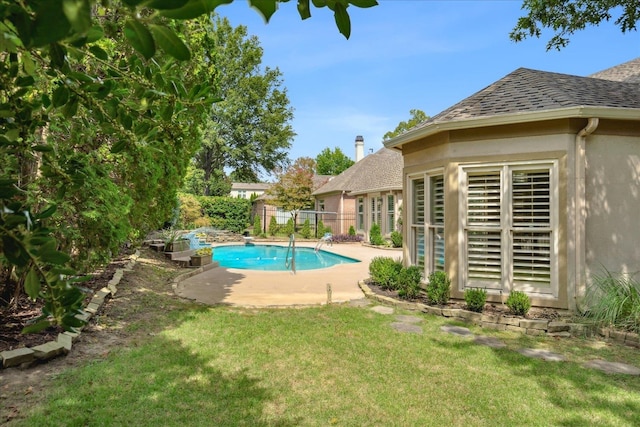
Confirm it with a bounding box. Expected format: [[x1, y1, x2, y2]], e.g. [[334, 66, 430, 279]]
[[16, 305, 640, 426]]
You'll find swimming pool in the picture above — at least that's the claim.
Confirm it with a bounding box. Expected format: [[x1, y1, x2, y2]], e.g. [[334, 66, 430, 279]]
[[212, 244, 360, 271]]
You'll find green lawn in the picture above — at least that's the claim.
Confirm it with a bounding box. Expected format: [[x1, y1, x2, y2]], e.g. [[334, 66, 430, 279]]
[[17, 305, 640, 426]]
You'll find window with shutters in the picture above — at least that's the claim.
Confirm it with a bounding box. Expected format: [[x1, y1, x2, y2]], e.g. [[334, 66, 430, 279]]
[[371, 196, 382, 226], [410, 172, 444, 273], [460, 162, 557, 296], [387, 194, 395, 233], [357, 198, 364, 230]]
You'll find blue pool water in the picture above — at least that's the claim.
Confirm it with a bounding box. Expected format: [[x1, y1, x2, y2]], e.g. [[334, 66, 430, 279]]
[[212, 244, 359, 271]]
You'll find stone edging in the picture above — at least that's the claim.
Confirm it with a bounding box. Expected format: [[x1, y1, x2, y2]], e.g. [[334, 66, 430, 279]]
[[0, 251, 141, 369], [358, 281, 640, 348]]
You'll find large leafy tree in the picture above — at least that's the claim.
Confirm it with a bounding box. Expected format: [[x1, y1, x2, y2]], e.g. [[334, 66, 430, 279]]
[[192, 16, 295, 195], [316, 147, 354, 175], [511, 0, 640, 50], [383, 109, 429, 140], [267, 157, 316, 225], [0, 0, 378, 332]]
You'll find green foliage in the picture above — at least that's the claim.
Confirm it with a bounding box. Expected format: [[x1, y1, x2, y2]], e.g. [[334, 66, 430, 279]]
[[464, 288, 487, 313], [582, 270, 640, 333], [506, 291, 531, 316], [426, 271, 450, 305], [369, 257, 403, 290], [195, 247, 212, 256], [348, 225, 356, 236], [390, 231, 403, 248], [268, 216, 278, 236], [177, 193, 203, 228], [300, 218, 312, 239], [510, 0, 636, 51], [267, 157, 316, 219], [284, 218, 295, 236], [369, 223, 384, 246], [397, 266, 423, 300], [383, 109, 429, 141], [316, 219, 325, 239], [198, 197, 251, 233], [253, 216, 262, 236], [315, 147, 355, 175]]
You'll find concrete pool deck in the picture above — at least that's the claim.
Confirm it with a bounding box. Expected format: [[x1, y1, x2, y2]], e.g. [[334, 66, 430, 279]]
[[175, 242, 401, 307]]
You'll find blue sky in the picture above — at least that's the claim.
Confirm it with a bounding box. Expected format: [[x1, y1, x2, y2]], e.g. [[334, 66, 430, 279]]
[[217, 1, 640, 163]]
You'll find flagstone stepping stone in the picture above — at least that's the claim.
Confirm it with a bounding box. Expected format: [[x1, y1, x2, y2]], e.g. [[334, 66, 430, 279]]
[[391, 322, 423, 334], [395, 315, 422, 324], [584, 359, 640, 375], [371, 305, 394, 315], [517, 348, 566, 362], [474, 335, 507, 349], [440, 325, 474, 337]]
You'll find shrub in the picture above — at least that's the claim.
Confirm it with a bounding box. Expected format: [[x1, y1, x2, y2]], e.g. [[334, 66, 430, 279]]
[[316, 219, 325, 238], [284, 218, 295, 235], [348, 225, 356, 236], [390, 231, 403, 248], [268, 216, 278, 236], [582, 270, 640, 333], [464, 288, 487, 313], [369, 223, 384, 246], [506, 291, 531, 316], [253, 216, 262, 236], [177, 192, 203, 228], [369, 257, 403, 290], [197, 196, 251, 233], [300, 218, 312, 239], [331, 234, 364, 243], [397, 266, 423, 300], [426, 271, 450, 305]]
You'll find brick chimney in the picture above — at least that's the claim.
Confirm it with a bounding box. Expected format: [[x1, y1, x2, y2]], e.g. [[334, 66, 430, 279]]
[[355, 135, 364, 162]]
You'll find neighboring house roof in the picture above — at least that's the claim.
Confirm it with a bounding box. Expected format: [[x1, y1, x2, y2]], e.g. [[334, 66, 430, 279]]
[[385, 66, 640, 149], [254, 175, 333, 202], [231, 182, 271, 191], [312, 148, 402, 197], [589, 57, 640, 83]]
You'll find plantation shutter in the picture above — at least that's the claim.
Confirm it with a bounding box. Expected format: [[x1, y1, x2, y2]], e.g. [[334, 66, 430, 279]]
[[430, 175, 445, 272], [466, 172, 502, 287], [511, 170, 552, 289], [412, 178, 425, 267]]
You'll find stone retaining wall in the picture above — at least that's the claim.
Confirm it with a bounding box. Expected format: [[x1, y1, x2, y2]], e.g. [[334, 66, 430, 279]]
[[359, 282, 640, 348]]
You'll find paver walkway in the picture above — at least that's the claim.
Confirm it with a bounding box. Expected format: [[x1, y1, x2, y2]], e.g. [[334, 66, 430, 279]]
[[370, 305, 640, 376]]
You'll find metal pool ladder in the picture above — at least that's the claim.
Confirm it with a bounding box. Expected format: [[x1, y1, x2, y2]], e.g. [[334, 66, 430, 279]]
[[285, 234, 296, 274]]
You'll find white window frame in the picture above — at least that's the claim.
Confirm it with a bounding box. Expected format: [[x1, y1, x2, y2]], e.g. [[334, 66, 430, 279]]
[[357, 197, 364, 230], [458, 160, 558, 297], [387, 194, 395, 234]]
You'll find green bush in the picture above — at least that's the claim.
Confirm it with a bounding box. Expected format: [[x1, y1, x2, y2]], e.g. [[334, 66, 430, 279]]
[[284, 218, 295, 235], [252, 215, 262, 236], [506, 291, 531, 316], [397, 266, 423, 300], [268, 216, 278, 236], [197, 196, 251, 233], [426, 271, 450, 305], [300, 218, 312, 239], [390, 231, 403, 248], [348, 225, 356, 236], [316, 219, 325, 238], [369, 257, 403, 290], [369, 223, 384, 246], [464, 288, 487, 313], [582, 270, 640, 333]]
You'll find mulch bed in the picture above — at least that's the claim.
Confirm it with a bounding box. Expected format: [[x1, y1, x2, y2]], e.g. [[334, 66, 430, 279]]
[[0, 255, 130, 353], [365, 281, 561, 320]]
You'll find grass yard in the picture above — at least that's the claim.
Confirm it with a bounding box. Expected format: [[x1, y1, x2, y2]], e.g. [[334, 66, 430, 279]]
[[7, 251, 640, 426]]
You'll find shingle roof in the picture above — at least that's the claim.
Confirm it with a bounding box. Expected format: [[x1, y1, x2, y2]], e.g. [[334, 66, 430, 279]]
[[413, 67, 640, 130], [312, 148, 402, 196], [589, 57, 640, 83], [231, 182, 271, 191]]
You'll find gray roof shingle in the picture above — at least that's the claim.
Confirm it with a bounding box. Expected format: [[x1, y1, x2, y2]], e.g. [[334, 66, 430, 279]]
[[589, 57, 640, 83], [312, 148, 402, 196], [413, 67, 640, 130]]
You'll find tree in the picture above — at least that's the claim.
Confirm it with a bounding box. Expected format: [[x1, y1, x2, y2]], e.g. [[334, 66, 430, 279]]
[[267, 157, 316, 227], [0, 0, 378, 332], [316, 147, 355, 175], [192, 16, 295, 194], [511, 0, 640, 50], [383, 109, 429, 140]]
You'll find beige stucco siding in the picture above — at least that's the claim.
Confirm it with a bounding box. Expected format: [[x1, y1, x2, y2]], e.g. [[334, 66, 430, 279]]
[[585, 133, 640, 280]]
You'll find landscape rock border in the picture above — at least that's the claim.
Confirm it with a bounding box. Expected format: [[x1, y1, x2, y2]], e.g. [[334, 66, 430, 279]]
[[359, 281, 640, 349], [0, 251, 140, 369]]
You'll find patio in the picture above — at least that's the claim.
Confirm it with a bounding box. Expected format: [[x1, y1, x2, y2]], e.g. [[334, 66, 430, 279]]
[[175, 242, 400, 307]]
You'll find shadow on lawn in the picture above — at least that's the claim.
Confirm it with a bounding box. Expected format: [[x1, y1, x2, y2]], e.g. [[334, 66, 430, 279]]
[[430, 323, 640, 426], [23, 328, 301, 426]]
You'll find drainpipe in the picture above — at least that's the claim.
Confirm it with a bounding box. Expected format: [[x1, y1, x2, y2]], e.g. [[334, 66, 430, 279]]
[[574, 118, 599, 310]]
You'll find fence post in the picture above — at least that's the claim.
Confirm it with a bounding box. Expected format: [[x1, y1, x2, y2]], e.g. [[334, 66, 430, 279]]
[[263, 205, 267, 233]]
